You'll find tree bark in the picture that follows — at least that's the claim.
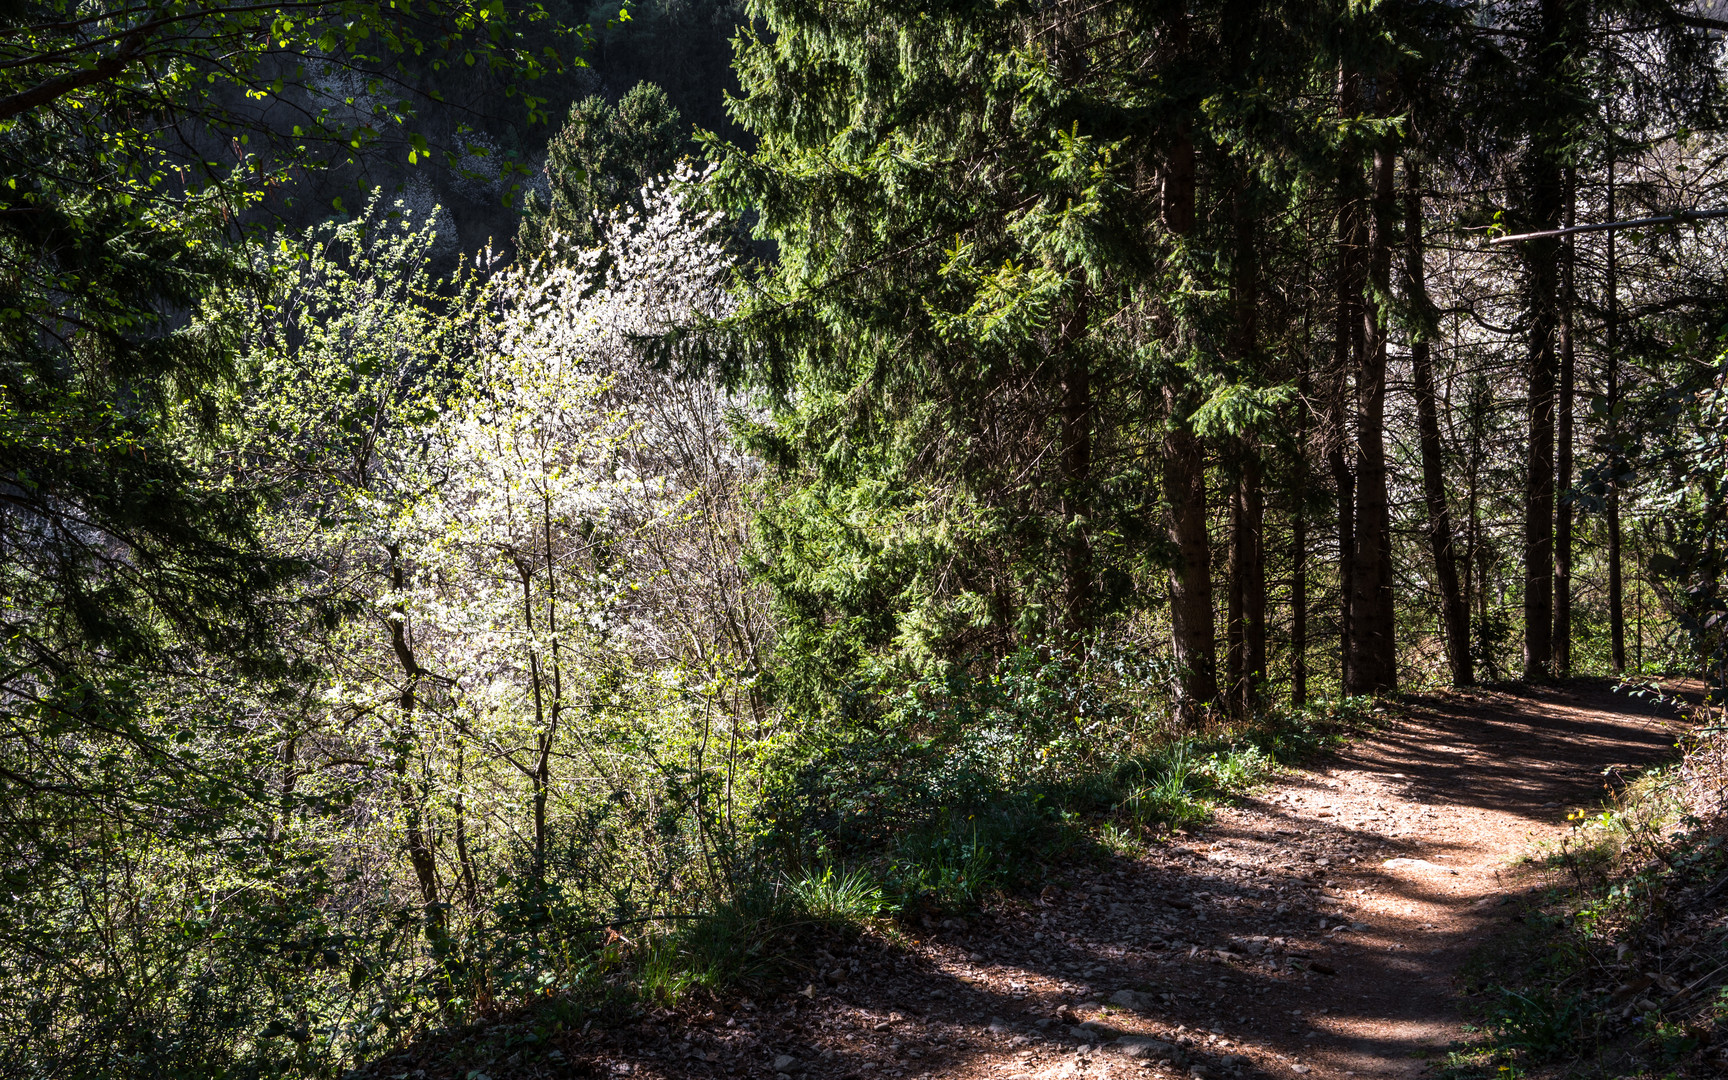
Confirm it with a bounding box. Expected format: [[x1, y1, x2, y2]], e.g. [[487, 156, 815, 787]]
[[453, 744, 479, 907], [1522, 268, 1558, 681], [1606, 155, 1627, 672], [1162, 11, 1195, 236], [1553, 169, 1576, 679], [1332, 62, 1363, 693], [1345, 136, 1398, 696], [1404, 162, 1472, 685], [518, 558, 552, 889], [1228, 489, 1244, 711], [1164, 130, 1196, 236], [1226, 202, 1266, 713], [1241, 459, 1266, 708], [1164, 413, 1219, 720], [1292, 361, 1312, 708], [1291, 509, 1308, 707], [1521, 0, 1567, 682], [384, 542, 446, 949], [1226, 463, 1266, 714], [1061, 288, 1093, 644]]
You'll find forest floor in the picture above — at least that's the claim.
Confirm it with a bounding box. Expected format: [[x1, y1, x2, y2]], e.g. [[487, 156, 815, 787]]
[[399, 681, 1697, 1080]]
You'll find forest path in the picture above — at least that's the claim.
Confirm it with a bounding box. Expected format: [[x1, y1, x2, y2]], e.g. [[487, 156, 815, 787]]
[[1149, 679, 1685, 1080], [501, 682, 1691, 1080]]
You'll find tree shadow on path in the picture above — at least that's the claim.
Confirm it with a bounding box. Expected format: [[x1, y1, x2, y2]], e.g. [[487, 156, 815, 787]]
[[389, 680, 1694, 1080]]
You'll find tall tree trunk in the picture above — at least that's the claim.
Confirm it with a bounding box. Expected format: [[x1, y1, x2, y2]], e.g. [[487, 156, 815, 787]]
[[1521, 0, 1568, 682], [1470, 461, 1492, 679], [1329, 336, 1356, 691], [1228, 486, 1244, 711], [453, 743, 479, 907], [1553, 169, 1576, 679], [1061, 288, 1093, 645], [1291, 509, 1308, 706], [1230, 470, 1244, 708], [1164, 130, 1195, 237], [1226, 201, 1266, 713], [1242, 459, 1266, 707], [1405, 162, 1472, 686], [1522, 257, 1558, 682], [1635, 531, 1644, 670], [1606, 155, 1627, 672], [384, 542, 446, 950], [1162, 10, 1195, 236], [1292, 359, 1312, 708], [519, 562, 550, 886], [1164, 410, 1219, 719], [1226, 464, 1266, 714], [1345, 136, 1398, 695], [1332, 62, 1362, 693]]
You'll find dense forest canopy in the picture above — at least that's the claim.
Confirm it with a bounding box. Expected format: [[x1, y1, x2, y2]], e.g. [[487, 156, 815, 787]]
[[3, 0, 1728, 1075]]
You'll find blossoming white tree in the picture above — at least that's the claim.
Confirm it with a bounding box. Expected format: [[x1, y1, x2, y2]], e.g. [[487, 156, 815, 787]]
[[391, 164, 753, 890], [197, 168, 759, 1034]]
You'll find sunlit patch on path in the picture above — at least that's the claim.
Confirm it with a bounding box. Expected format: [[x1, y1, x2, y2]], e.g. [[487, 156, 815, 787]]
[[384, 682, 1687, 1080]]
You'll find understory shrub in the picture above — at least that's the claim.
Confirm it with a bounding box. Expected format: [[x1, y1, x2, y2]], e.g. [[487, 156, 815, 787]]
[[744, 647, 1370, 927], [1450, 696, 1728, 1079]]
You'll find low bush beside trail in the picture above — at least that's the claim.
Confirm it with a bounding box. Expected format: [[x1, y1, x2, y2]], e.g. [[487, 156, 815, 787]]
[[1448, 690, 1728, 1080]]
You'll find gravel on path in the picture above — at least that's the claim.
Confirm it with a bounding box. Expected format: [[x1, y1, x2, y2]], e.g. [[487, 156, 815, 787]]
[[416, 682, 1691, 1080]]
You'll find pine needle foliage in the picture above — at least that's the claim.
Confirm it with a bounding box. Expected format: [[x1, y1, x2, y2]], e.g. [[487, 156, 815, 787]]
[[518, 81, 688, 255], [707, 0, 1392, 705]]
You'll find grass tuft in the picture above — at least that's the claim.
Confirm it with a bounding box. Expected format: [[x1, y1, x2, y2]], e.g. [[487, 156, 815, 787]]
[[789, 865, 885, 921]]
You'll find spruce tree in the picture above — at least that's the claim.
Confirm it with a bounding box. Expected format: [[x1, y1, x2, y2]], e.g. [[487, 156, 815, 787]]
[[715, 0, 1367, 712], [712, 0, 1181, 693], [518, 81, 687, 256]]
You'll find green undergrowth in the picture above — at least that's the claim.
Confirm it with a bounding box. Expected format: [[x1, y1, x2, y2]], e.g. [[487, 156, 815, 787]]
[[352, 661, 1381, 1079], [571, 685, 1375, 1010], [1446, 720, 1728, 1080], [753, 671, 1376, 919]]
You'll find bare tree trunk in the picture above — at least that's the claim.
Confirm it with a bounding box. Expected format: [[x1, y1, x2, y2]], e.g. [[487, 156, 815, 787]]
[[1157, 3, 1202, 710], [1413, 331, 1472, 686], [1227, 470, 1263, 713], [1164, 413, 1219, 719], [1226, 203, 1265, 713], [1164, 130, 1196, 236], [517, 558, 551, 889], [1291, 510, 1308, 706], [1332, 62, 1362, 693], [1242, 458, 1266, 707], [1472, 471, 1495, 680], [1405, 162, 1472, 685], [1522, 272, 1557, 683], [1292, 365, 1311, 708], [453, 743, 479, 907], [1161, 12, 1195, 236], [384, 542, 446, 947], [531, 497, 567, 892], [1060, 288, 1093, 645], [1553, 169, 1576, 679], [1227, 483, 1244, 710], [1606, 155, 1626, 672], [1521, 0, 1566, 682], [1345, 137, 1398, 695]]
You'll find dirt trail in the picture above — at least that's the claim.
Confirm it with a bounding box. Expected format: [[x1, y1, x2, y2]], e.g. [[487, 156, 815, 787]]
[[483, 682, 1693, 1080]]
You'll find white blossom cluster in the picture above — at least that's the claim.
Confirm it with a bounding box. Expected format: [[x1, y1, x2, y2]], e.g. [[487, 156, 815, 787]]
[[306, 64, 392, 134], [396, 163, 752, 745], [383, 178, 459, 261], [205, 164, 757, 945]]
